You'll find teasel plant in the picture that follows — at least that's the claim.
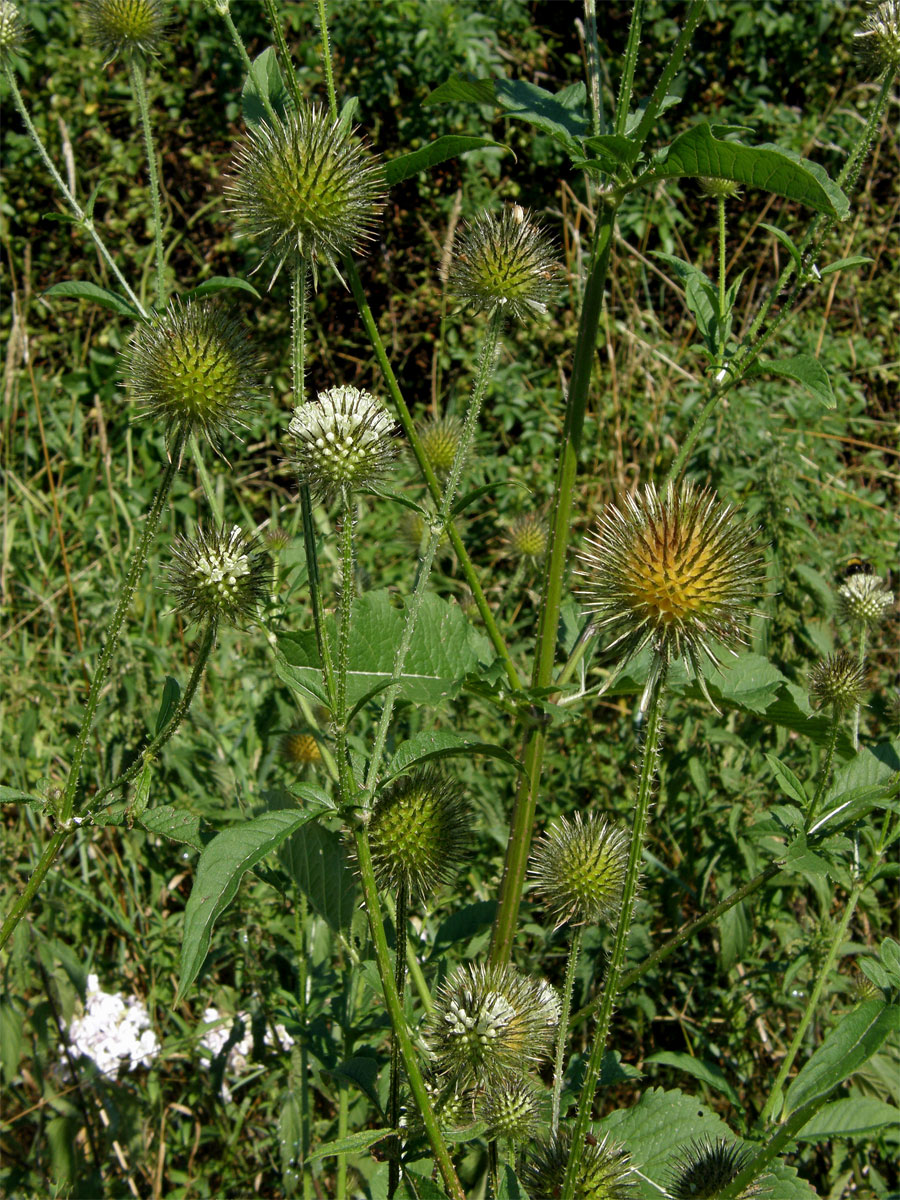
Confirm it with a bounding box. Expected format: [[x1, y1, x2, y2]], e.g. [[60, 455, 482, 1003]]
[[836, 570, 894, 750]]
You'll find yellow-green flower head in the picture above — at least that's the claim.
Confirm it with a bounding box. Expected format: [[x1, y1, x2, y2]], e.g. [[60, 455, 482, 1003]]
[[668, 1137, 762, 1200], [521, 1129, 636, 1200], [809, 650, 866, 714], [838, 572, 893, 627], [479, 1076, 543, 1144], [288, 385, 398, 503], [530, 812, 629, 928], [450, 205, 562, 322], [83, 0, 171, 63], [0, 1, 26, 64], [168, 524, 270, 627], [427, 963, 557, 1088], [418, 415, 463, 479], [227, 104, 384, 288], [280, 731, 322, 767], [698, 176, 742, 199], [124, 301, 260, 450], [368, 768, 471, 902], [854, 1, 900, 76], [576, 482, 762, 701], [507, 513, 548, 563]]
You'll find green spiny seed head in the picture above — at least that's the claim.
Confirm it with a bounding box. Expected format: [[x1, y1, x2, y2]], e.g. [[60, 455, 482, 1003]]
[[280, 732, 321, 766], [288, 385, 398, 503], [83, 0, 171, 62], [418, 415, 463, 478], [668, 1137, 761, 1200], [507, 513, 548, 563], [125, 301, 259, 450], [227, 104, 384, 288], [698, 176, 742, 199], [530, 812, 629, 928], [521, 1130, 636, 1200], [479, 1076, 543, 1144], [809, 650, 866, 713], [854, 1, 900, 76], [576, 482, 763, 706], [450, 205, 562, 322], [0, 1, 26, 64], [838, 572, 894, 627], [368, 768, 470, 902], [168, 524, 270, 627], [426, 963, 557, 1089]]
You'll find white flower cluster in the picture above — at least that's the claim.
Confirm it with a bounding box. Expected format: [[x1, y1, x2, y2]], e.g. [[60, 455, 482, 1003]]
[[63, 973, 159, 1077], [199, 1007, 294, 1101]]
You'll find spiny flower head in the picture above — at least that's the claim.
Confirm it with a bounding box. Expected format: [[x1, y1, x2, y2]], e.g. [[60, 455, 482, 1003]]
[[668, 1137, 761, 1200], [838, 572, 893, 627], [418, 415, 463, 479], [698, 176, 742, 199], [479, 1076, 543, 1144], [168, 525, 270, 627], [530, 812, 629, 928], [368, 769, 470, 902], [83, 0, 171, 62], [227, 104, 384, 288], [854, 1, 900, 76], [427, 963, 557, 1088], [507, 513, 548, 563], [288, 385, 398, 503], [124, 301, 259, 450], [0, 1, 26, 64], [576, 482, 762, 703], [809, 650, 866, 714], [450, 205, 562, 322], [280, 732, 322, 767], [521, 1129, 636, 1199]]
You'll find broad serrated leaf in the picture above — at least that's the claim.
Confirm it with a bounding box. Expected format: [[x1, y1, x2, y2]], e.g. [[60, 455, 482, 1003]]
[[279, 821, 356, 932], [429, 900, 497, 961], [796, 1097, 900, 1140], [155, 676, 181, 735], [765, 753, 809, 807], [42, 280, 140, 318], [177, 810, 316, 999], [645, 1051, 742, 1108], [324, 1056, 383, 1114], [306, 1126, 393, 1161], [650, 123, 849, 217], [242, 46, 290, 128], [384, 136, 507, 186], [384, 731, 520, 782], [180, 276, 262, 301], [139, 805, 203, 851], [747, 355, 835, 409], [784, 999, 900, 1117]]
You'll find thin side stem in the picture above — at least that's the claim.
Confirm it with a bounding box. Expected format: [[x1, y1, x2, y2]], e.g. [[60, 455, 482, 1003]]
[[614, 0, 645, 137], [852, 624, 867, 751], [0, 830, 69, 952], [127, 56, 166, 306], [216, 4, 279, 125], [551, 925, 582, 1136], [806, 708, 840, 829], [388, 878, 409, 1198], [3, 65, 147, 318], [189, 432, 224, 524], [717, 193, 727, 354], [336, 488, 355, 801], [353, 830, 465, 1200], [261, 0, 305, 112], [627, 0, 706, 155], [561, 658, 668, 1200], [315, 0, 338, 120]]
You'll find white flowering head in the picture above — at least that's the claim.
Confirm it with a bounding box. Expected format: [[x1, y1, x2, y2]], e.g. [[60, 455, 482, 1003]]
[[838, 572, 893, 627], [854, 1, 900, 77], [288, 385, 398, 502], [62, 973, 159, 1077], [168, 524, 270, 627], [0, 1, 26, 65]]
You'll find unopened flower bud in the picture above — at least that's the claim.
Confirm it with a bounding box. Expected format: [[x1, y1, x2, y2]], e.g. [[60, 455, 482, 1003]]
[[83, 0, 171, 62], [506, 513, 548, 564], [809, 650, 866, 713], [530, 812, 629, 928], [418, 415, 463, 479], [450, 206, 562, 322]]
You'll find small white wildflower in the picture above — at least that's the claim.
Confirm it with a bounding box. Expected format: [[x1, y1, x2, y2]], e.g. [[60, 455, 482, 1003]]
[[198, 1007, 295, 1100], [62, 973, 159, 1076]]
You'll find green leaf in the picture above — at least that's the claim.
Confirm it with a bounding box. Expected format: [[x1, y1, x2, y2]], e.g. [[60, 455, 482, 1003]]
[[818, 255, 873, 276], [396, 1171, 449, 1199], [718, 898, 751, 969], [650, 123, 849, 218], [0, 785, 44, 804], [575, 133, 636, 172], [305, 1127, 394, 1161], [795, 1097, 900, 1140], [279, 821, 357, 932], [759, 221, 803, 269], [242, 46, 290, 128], [279, 1089, 303, 1196], [139, 804, 203, 851], [155, 676, 181, 735], [645, 1051, 742, 1108], [385, 731, 520, 782], [323, 1057, 383, 1114], [765, 753, 809, 807], [784, 999, 900, 1117], [424, 75, 497, 108], [275, 590, 494, 709], [881, 937, 900, 986], [42, 280, 140, 318], [177, 810, 316, 1000], [126, 760, 153, 826], [429, 900, 497, 961], [384, 136, 508, 187], [746, 355, 835, 409], [180, 276, 262, 301], [496, 1165, 527, 1199]]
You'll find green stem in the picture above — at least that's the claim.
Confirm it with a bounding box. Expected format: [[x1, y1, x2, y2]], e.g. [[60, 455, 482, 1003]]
[[336, 487, 354, 800], [0, 829, 69, 952], [293, 892, 314, 1200], [627, 0, 706, 155], [345, 259, 522, 692], [583, 0, 605, 138], [716, 193, 727, 352], [561, 657, 668, 1200], [126, 55, 165, 306], [189, 432, 224, 524], [91, 619, 217, 806], [806, 707, 840, 829], [614, 0, 645, 137], [852, 624, 867, 752], [490, 207, 616, 966], [353, 830, 465, 1200], [552, 925, 582, 1136], [363, 312, 503, 797], [216, 3, 279, 125], [261, 0, 305, 112], [315, 0, 338, 119], [3, 65, 147, 318], [388, 879, 409, 1198]]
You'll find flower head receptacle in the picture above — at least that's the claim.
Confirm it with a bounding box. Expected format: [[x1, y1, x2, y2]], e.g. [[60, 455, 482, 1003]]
[[288, 385, 398, 503], [227, 104, 384, 288], [530, 812, 629, 928], [480, 1076, 543, 1144], [521, 1129, 636, 1199], [83, 0, 171, 62], [698, 176, 742, 199], [668, 1137, 762, 1200], [854, 1, 900, 76], [506, 513, 549, 564], [809, 650, 866, 714], [450, 205, 562, 322], [124, 300, 260, 451], [168, 525, 270, 628]]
